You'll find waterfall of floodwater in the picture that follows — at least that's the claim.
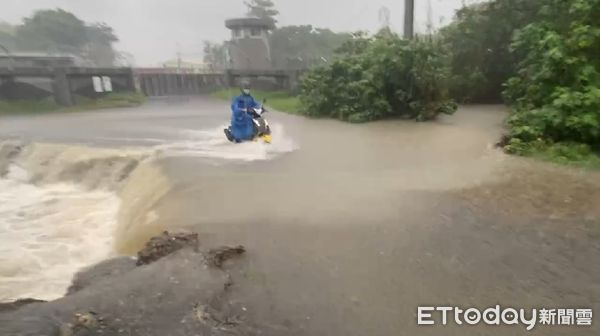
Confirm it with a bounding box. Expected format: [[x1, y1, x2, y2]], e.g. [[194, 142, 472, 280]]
[[0, 123, 298, 301]]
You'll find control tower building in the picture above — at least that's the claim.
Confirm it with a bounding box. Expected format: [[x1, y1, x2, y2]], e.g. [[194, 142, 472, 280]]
[[225, 17, 275, 70]]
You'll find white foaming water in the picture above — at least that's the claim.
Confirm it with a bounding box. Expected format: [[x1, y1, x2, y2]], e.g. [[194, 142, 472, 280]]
[[0, 125, 295, 301], [0, 165, 120, 301], [155, 123, 298, 161]]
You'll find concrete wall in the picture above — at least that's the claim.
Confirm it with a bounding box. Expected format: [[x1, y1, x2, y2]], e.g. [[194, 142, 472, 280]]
[[136, 73, 226, 97], [0, 67, 135, 105], [69, 71, 134, 99], [0, 76, 54, 100]]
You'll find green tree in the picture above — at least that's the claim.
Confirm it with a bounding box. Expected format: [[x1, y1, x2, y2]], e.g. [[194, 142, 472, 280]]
[[15, 9, 88, 54], [504, 0, 600, 151], [440, 0, 540, 102], [82, 23, 119, 66], [10, 9, 120, 66], [245, 0, 279, 25], [269, 26, 351, 69], [334, 31, 371, 56]]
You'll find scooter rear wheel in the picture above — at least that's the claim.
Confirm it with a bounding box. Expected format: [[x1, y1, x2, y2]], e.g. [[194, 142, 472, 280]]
[[224, 128, 235, 142]]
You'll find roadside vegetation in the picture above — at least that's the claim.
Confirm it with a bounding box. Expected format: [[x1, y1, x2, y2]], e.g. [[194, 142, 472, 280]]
[[0, 92, 146, 114], [441, 0, 599, 169], [502, 0, 599, 168], [299, 32, 457, 122]]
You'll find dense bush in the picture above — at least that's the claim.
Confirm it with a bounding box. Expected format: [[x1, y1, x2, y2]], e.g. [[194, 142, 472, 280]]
[[299, 33, 456, 122], [504, 0, 600, 152]]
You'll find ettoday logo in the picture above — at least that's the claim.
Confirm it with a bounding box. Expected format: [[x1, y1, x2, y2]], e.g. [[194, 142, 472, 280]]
[[417, 306, 593, 331]]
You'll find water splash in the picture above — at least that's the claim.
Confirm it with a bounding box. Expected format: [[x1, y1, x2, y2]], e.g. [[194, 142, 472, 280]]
[[154, 123, 298, 161], [0, 165, 120, 301]]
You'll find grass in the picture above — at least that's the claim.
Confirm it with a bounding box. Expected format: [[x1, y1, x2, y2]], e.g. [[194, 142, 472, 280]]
[[529, 146, 600, 170], [211, 89, 301, 114], [0, 92, 147, 115], [505, 139, 600, 170]]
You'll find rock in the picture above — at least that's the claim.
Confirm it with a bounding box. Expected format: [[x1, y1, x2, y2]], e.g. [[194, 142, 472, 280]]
[[207, 246, 246, 268], [136, 231, 199, 266], [193, 303, 240, 329], [0, 141, 24, 177], [74, 311, 104, 331], [0, 298, 46, 313], [495, 134, 510, 148], [67, 257, 137, 295], [57, 311, 108, 336]]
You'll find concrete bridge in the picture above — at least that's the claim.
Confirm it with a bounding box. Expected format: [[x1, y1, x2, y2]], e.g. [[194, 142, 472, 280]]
[[0, 66, 304, 105]]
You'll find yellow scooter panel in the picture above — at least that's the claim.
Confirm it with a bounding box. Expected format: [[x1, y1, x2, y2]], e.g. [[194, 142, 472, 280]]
[[261, 134, 272, 144]]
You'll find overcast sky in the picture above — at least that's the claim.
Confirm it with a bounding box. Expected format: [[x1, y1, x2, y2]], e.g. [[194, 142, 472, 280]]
[[1, 0, 476, 66]]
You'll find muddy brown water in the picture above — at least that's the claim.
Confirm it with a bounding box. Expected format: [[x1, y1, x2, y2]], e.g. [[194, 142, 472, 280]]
[[1, 99, 599, 335]]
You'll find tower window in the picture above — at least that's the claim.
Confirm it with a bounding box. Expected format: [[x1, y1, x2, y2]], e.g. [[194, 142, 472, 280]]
[[250, 28, 261, 37]]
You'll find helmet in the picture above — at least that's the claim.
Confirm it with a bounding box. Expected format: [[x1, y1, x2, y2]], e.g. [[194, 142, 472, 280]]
[[240, 80, 251, 96]]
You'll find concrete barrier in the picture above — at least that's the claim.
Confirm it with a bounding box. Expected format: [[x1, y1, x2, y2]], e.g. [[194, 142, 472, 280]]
[[0, 67, 135, 106]]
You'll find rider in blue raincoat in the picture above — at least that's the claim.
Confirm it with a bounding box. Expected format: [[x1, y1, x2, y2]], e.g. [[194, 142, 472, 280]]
[[225, 81, 259, 142]]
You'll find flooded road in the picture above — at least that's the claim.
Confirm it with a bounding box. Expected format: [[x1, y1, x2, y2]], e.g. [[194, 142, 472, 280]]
[[1, 97, 599, 335]]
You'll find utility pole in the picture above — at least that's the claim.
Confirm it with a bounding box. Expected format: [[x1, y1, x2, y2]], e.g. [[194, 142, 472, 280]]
[[426, 0, 433, 35], [403, 0, 414, 39]]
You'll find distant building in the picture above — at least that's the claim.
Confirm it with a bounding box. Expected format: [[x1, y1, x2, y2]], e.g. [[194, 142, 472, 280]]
[[0, 53, 77, 68], [225, 17, 274, 70]]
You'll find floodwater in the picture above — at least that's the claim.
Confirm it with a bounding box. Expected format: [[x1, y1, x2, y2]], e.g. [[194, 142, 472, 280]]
[[1, 97, 599, 335]]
